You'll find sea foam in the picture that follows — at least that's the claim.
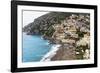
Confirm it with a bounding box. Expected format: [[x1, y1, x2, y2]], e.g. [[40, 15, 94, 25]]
[[40, 44, 61, 61]]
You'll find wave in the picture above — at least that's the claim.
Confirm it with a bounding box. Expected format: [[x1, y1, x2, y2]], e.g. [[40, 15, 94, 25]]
[[40, 44, 61, 61]]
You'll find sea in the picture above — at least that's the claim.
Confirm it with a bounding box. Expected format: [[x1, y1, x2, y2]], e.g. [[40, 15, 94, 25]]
[[22, 33, 53, 62]]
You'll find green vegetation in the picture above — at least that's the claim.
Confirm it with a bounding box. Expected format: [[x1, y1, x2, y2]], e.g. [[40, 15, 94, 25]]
[[75, 45, 89, 59], [44, 26, 55, 37], [76, 28, 84, 38]]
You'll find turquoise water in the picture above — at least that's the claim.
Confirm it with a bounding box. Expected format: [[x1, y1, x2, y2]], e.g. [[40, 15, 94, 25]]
[[22, 33, 53, 62]]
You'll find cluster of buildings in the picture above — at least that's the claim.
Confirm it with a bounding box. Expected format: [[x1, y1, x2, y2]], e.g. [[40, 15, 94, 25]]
[[52, 14, 90, 59]]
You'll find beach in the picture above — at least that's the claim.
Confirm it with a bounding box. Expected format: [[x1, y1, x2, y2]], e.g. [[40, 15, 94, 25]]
[[40, 44, 61, 61]]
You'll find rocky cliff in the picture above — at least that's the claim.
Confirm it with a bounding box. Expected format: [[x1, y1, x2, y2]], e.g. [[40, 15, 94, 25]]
[[23, 12, 89, 36]]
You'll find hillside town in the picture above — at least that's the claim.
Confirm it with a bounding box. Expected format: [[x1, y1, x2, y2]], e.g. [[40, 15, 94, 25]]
[[51, 14, 90, 60]]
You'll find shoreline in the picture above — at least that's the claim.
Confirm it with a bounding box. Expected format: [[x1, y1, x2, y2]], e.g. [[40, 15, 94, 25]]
[[40, 44, 61, 61]]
